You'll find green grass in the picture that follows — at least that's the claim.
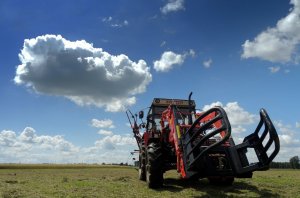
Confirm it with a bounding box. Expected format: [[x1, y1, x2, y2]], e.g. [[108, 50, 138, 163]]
[[0, 164, 299, 197]]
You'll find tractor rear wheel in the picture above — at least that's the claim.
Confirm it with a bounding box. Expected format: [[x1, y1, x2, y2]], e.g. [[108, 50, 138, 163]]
[[138, 145, 146, 181], [146, 142, 164, 188]]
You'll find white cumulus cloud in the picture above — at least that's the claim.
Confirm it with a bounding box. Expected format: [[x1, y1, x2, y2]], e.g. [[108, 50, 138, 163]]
[[275, 121, 300, 144], [19, 127, 36, 143], [91, 119, 115, 129], [153, 50, 194, 72], [203, 58, 213, 68], [0, 127, 136, 164], [202, 101, 257, 134], [98, 129, 113, 136], [161, 0, 185, 14], [95, 135, 135, 150], [0, 127, 79, 161], [242, 0, 300, 63], [102, 16, 129, 28], [102, 16, 112, 22], [269, 66, 281, 73], [14, 35, 152, 112], [0, 130, 17, 147]]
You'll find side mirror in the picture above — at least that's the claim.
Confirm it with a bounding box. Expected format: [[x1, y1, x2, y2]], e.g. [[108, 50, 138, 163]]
[[139, 111, 144, 119]]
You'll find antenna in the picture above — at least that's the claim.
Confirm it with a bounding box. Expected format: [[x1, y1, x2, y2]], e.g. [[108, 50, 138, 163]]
[[188, 92, 193, 125]]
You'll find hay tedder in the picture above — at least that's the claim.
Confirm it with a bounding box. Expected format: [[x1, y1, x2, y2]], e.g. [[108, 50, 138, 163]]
[[126, 93, 280, 188]]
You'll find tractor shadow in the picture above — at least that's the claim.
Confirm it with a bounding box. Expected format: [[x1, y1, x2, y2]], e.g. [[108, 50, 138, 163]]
[[158, 178, 280, 197]]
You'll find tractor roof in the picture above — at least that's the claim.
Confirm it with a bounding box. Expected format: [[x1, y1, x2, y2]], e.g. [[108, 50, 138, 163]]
[[152, 98, 196, 108]]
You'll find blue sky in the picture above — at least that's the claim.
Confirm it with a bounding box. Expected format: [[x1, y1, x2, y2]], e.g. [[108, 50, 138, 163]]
[[0, 0, 299, 164]]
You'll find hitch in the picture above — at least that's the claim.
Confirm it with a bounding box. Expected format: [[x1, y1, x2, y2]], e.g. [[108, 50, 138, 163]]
[[228, 108, 280, 175]]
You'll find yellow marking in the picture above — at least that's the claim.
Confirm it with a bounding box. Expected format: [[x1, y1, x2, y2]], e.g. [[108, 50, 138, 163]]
[[176, 125, 181, 139]]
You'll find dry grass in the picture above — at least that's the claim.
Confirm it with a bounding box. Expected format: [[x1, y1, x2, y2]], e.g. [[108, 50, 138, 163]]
[[0, 164, 299, 197]]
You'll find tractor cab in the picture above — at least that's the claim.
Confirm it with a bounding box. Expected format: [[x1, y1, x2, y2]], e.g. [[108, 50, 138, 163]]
[[142, 98, 196, 145]]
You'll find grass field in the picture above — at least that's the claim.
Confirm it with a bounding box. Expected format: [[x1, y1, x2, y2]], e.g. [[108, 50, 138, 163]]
[[0, 164, 299, 198]]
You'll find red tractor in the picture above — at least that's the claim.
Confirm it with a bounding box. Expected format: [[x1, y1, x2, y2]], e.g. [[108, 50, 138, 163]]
[[126, 93, 280, 188]]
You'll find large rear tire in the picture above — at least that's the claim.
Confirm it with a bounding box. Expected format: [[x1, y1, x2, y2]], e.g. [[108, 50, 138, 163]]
[[138, 145, 146, 181], [146, 142, 164, 188]]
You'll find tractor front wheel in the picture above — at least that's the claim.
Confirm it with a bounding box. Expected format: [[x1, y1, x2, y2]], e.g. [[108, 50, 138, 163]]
[[138, 145, 146, 181], [146, 142, 164, 188]]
